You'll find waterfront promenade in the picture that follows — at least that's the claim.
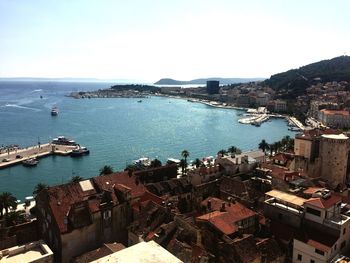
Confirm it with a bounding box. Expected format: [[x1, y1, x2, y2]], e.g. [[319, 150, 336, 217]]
[[0, 143, 76, 169]]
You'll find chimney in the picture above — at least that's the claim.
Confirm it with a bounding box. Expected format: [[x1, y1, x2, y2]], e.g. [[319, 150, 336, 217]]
[[220, 202, 226, 212]]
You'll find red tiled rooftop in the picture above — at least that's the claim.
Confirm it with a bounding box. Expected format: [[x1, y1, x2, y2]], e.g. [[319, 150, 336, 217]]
[[197, 197, 256, 235], [93, 171, 146, 199], [44, 172, 146, 234], [304, 195, 342, 209], [295, 227, 338, 252], [320, 109, 350, 116]]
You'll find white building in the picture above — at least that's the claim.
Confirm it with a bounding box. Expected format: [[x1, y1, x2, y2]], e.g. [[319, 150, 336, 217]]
[[0, 240, 53, 263], [318, 109, 350, 128], [91, 241, 183, 263], [293, 192, 350, 263]]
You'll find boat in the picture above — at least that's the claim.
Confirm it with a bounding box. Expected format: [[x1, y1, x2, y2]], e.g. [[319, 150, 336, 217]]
[[137, 100, 142, 103], [71, 146, 90, 157], [52, 136, 77, 146], [133, 157, 151, 168], [51, 106, 59, 116], [22, 158, 38, 167]]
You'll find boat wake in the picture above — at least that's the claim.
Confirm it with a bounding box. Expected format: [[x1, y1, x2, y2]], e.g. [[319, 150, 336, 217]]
[[31, 89, 43, 93], [1, 104, 41, 111]]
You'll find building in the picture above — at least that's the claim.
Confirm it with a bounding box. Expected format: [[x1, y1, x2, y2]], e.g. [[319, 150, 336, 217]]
[[206, 80, 220, 94], [90, 240, 183, 263], [217, 150, 265, 175], [0, 240, 53, 263], [319, 134, 349, 189], [197, 197, 258, 237], [293, 192, 350, 263], [255, 92, 270, 106], [318, 109, 350, 128], [274, 100, 287, 112], [35, 172, 147, 262]]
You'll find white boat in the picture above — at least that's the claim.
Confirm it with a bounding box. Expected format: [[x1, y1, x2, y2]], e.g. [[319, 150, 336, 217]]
[[22, 158, 39, 167], [133, 157, 151, 167], [71, 146, 90, 157], [52, 136, 76, 146], [51, 106, 59, 116]]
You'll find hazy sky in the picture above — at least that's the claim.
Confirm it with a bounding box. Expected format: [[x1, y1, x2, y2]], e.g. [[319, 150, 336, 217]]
[[0, 0, 349, 82]]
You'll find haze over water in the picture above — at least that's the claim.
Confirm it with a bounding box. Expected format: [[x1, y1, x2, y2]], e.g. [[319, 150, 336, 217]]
[[0, 81, 295, 200]]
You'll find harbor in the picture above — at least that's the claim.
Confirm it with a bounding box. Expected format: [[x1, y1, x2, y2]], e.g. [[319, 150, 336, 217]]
[[0, 137, 84, 169]]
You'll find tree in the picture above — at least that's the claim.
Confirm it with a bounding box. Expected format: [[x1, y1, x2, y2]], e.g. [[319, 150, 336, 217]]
[[150, 158, 162, 168], [70, 176, 83, 183], [227, 146, 242, 155], [192, 158, 202, 168], [181, 150, 190, 174], [33, 183, 48, 196], [99, 165, 114, 176], [5, 211, 25, 227], [217, 149, 227, 157], [258, 139, 269, 153], [0, 192, 17, 217], [179, 159, 186, 176]]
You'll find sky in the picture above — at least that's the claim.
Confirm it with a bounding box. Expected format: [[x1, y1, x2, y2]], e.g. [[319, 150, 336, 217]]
[[0, 0, 349, 82]]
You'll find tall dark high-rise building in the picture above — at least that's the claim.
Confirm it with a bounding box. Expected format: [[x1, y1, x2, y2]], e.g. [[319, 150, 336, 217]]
[[206, 80, 220, 94]]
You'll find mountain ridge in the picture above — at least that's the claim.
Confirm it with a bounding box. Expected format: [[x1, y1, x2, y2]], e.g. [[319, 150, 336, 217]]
[[154, 77, 265, 85]]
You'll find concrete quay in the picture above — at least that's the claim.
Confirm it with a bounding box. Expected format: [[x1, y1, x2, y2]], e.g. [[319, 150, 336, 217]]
[[0, 143, 77, 169]]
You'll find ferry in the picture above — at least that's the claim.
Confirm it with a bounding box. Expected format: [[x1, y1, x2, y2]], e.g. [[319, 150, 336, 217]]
[[51, 106, 59, 116], [71, 146, 90, 157], [52, 136, 77, 146], [22, 157, 39, 167]]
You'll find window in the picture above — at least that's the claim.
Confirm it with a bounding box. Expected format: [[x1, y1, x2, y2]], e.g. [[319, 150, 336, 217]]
[[311, 260, 315, 263], [315, 248, 325, 256], [297, 254, 302, 261], [306, 207, 321, 217], [344, 228, 346, 235]]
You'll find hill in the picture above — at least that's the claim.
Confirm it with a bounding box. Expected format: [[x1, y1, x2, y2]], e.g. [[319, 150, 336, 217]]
[[154, 77, 264, 85], [265, 56, 350, 99]]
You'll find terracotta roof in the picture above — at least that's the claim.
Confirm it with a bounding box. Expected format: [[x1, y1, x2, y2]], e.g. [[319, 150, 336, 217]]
[[296, 128, 341, 140], [320, 109, 350, 116], [295, 227, 338, 252], [197, 197, 256, 235], [43, 172, 146, 234], [272, 153, 289, 163], [303, 187, 325, 195], [304, 195, 342, 209], [197, 211, 237, 235], [93, 172, 146, 199]]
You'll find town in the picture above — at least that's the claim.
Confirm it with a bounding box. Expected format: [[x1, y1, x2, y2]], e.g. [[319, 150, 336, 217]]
[[1, 127, 350, 263]]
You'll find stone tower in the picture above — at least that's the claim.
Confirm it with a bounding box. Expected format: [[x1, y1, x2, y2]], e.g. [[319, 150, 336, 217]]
[[320, 134, 349, 189]]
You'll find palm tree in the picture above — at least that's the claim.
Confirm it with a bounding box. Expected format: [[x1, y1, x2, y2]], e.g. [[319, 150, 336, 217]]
[[192, 158, 202, 168], [99, 165, 114, 176], [33, 183, 48, 196], [0, 192, 17, 217], [151, 158, 162, 168], [181, 150, 190, 174], [227, 146, 242, 155], [217, 149, 227, 157], [179, 159, 186, 176], [5, 211, 25, 227], [70, 176, 83, 183], [258, 139, 269, 153]]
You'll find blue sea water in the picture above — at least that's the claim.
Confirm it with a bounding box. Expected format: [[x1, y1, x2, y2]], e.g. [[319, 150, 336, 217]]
[[0, 81, 295, 200]]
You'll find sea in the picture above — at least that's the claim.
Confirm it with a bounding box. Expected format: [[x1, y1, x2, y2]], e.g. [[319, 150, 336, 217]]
[[0, 81, 295, 200]]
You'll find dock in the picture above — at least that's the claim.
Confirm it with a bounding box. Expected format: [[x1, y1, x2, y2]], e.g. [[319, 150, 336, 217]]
[[0, 143, 77, 169]]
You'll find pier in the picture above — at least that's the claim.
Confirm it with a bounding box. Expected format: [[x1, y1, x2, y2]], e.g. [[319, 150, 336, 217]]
[[0, 143, 77, 169]]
